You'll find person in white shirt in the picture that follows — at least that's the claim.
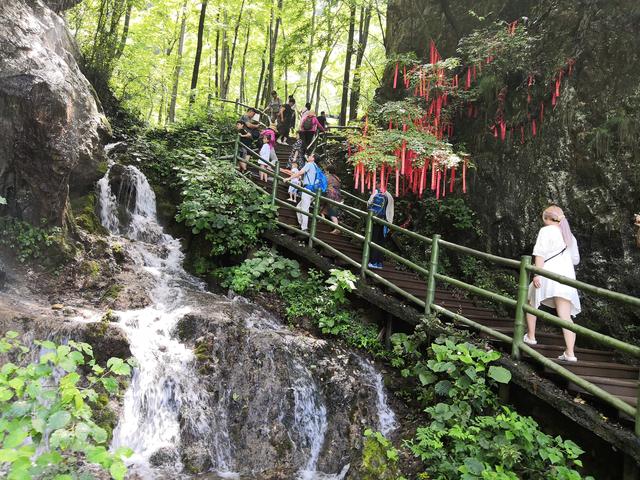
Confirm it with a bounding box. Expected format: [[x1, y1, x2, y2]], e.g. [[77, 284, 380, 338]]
[[258, 135, 274, 183], [285, 154, 318, 232], [524, 205, 581, 362]]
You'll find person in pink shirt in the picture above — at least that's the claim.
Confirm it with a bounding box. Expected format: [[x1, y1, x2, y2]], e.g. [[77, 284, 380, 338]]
[[299, 111, 325, 152]]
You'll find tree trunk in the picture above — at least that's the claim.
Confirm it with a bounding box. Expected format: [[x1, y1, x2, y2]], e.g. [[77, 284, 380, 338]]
[[214, 11, 220, 97], [168, 0, 188, 124], [255, 23, 269, 107], [189, 0, 208, 106], [339, 3, 356, 125], [114, 0, 132, 60], [375, 0, 386, 48], [262, 0, 283, 106], [349, 3, 372, 120], [239, 23, 250, 104], [219, 8, 228, 98], [221, 0, 246, 99], [305, 0, 316, 103]]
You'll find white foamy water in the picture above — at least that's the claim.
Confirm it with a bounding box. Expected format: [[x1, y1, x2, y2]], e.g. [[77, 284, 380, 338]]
[[360, 359, 397, 436]]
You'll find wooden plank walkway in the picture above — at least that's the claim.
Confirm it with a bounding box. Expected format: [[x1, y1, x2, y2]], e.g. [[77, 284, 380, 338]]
[[262, 141, 639, 416]]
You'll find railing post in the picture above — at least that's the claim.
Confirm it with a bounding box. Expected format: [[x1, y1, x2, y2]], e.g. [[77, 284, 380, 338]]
[[425, 234, 441, 315], [511, 255, 532, 360], [233, 135, 240, 168], [308, 188, 322, 248], [361, 210, 374, 278], [271, 161, 280, 206], [635, 380, 640, 437]]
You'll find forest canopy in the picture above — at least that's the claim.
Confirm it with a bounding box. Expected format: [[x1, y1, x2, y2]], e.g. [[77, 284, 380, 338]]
[[67, 0, 387, 125]]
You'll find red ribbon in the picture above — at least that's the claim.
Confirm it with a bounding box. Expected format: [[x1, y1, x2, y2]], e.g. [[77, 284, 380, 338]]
[[393, 63, 399, 89]]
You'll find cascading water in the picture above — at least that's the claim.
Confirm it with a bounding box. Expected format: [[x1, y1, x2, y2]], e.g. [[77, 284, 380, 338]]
[[96, 159, 398, 479]]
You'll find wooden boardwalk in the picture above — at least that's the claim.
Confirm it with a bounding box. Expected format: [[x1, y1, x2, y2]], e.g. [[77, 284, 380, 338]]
[[264, 141, 638, 418]]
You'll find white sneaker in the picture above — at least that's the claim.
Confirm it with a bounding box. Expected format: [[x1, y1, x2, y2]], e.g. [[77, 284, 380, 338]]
[[523, 334, 537, 345], [557, 352, 578, 362]]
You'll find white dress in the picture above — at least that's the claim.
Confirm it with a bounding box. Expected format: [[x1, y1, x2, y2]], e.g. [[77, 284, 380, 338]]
[[527, 225, 581, 316]]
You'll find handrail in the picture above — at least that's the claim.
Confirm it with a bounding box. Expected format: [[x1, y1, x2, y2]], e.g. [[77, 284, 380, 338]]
[[211, 132, 640, 436]]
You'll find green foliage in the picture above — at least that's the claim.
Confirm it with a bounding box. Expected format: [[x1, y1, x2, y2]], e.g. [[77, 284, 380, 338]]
[[0, 217, 65, 264], [361, 429, 405, 480], [0, 196, 6, 205], [175, 161, 277, 257], [325, 268, 357, 304], [389, 330, 591, 479], [0, 332, 133, 480], [218, 248, 301, 293], [217, 253, 385, 356]]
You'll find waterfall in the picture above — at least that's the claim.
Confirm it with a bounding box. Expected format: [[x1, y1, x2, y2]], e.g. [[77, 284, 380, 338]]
[[96, 161, 397, 479], [359, 359, 397, 436], [98, 164, 232, 475]]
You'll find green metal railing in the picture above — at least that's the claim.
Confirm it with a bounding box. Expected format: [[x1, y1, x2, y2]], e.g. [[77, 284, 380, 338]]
[[216, 134, 640, 436]]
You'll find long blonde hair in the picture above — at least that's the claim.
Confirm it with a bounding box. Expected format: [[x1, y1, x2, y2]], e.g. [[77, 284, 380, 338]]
[[543, 205, 574, 247]]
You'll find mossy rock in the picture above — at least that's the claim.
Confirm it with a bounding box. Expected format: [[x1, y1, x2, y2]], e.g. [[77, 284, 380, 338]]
[[71, 193, 108, 236]]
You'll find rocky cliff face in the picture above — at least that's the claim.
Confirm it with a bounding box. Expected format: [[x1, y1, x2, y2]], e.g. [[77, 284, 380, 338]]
[[381, 0, 640, 337], [0, 0, 109, 227]]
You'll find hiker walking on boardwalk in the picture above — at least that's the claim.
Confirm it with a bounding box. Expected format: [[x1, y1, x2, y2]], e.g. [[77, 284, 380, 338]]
[[285, 154, 320, 233], [236, 121, 252, 173], [366, 184, 394, 269], [299, 111, 325, 152], [266, 91, 281, 123], [240, 108, 261, 144], [524, 205, 581, 362], [258, 134, 274, 183], [277, 98, 295, 145]]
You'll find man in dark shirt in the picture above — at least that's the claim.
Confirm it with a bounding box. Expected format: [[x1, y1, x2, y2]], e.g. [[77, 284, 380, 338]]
[[317, 111, 328, 129], [240, 108, 260, 143]]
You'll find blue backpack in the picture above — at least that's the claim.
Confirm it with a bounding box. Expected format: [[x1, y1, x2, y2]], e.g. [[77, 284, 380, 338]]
[[306, 164, 328, 193], [368, 192, 387, 217]]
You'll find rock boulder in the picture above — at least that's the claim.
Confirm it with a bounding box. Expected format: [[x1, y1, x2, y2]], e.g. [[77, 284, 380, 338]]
[[0, 0, 110, 227]]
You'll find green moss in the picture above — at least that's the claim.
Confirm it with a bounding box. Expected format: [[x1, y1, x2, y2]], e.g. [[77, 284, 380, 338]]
[[82, 260, 101, 278], [101, 284, 123, 302], [97, 161, 109, 176], [361, 431, 404, 480], [72, 194, 108, 235]]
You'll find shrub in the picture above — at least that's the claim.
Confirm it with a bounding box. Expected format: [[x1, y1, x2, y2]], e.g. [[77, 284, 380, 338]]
[[175, 162, 277, 257], [0, 332, 133, 480], [0, 217, 67, 264], [218, 248, 301, 293], [390, 332, 592, 479]]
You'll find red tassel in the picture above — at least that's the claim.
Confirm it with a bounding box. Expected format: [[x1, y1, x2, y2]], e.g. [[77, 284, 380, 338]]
[[462, 159, 467, 193], [436, 170, 441, 200], [403, 65, 408, 88], [500, 121, 507, 141], [393, 63, 399, 89], [372, 167, 377, 191], [442, 168, 447, 197], [466, 68, 471, 89], [449, 167, 456, 192], [520, 126, 525, 144], [532, 119, 537, 137], [431, 159, 437, 190], [472, 65, 477, 81]]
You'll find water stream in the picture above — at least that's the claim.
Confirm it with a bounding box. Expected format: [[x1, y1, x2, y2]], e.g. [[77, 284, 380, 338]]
[[97, 159, 397, 479]]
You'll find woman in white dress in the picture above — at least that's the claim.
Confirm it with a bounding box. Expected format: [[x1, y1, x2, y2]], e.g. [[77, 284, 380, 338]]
[[524, 205, 581, 362]]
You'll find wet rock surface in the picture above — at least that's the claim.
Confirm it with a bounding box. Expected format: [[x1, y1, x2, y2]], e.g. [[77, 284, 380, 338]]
[[0, 0, 109, 226], [175, 298, 389, 478]]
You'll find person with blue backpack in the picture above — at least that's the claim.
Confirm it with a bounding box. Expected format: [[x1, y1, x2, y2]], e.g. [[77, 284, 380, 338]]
[[367, 184, 394, 269], [285, 154, 327, 233]]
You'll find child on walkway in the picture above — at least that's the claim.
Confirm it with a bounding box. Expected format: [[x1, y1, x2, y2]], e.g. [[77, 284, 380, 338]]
[[258, 135, 273, 183], [288, 161, 300, 202]]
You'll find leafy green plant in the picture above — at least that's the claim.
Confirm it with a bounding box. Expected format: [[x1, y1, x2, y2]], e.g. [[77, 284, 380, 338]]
[[217, 254, 385, 356], [175, 162, 277, 257], [0, 331, 133, 479], [325, 268, 357, 304], [0, 217, 65, 264], [218, 248, 301, 293], [390, 331, 591, 479], [0, 196, 6, 205]]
